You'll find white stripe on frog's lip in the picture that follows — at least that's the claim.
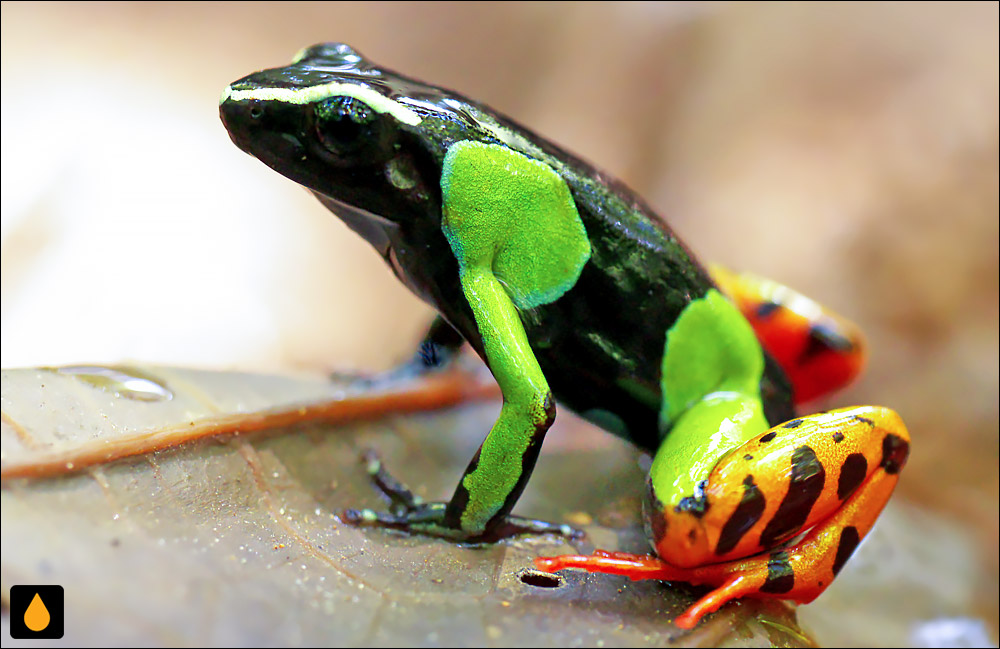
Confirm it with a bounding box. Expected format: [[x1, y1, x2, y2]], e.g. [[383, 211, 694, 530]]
[[219, 82, 422, 126]]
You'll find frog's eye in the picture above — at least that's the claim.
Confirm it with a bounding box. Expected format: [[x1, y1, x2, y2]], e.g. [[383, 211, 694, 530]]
[[313, 95, 390, 159]]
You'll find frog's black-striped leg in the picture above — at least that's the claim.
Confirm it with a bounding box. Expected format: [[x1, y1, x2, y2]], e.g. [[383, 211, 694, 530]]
[[342, 267, 571, 541]]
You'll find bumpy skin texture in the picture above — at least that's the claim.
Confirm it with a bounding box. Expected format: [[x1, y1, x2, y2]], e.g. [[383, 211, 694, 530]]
[[220, 43, 908, 628]]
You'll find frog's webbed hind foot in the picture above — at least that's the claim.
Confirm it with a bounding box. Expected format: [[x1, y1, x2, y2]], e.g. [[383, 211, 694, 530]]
[[343, 450, 583, 543]]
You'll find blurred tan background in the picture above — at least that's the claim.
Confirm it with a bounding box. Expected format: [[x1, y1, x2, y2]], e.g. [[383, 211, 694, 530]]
[[2, 2, 996, 645]]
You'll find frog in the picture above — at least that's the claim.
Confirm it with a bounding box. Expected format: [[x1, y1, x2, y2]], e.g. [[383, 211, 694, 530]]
[[220, 43, 910, 628]]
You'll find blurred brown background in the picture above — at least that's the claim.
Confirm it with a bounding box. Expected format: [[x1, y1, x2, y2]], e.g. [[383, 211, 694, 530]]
[[2, 2, 996, 646]]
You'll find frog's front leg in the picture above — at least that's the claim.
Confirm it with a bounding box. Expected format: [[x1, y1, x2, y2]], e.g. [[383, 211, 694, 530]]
[[345, 140, 592, 542], [346, 266, 560, 540], [537, 405, 910, 628]]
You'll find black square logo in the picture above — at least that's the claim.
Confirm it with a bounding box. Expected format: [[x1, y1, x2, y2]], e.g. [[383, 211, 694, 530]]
[[9, 585, 64, 639]]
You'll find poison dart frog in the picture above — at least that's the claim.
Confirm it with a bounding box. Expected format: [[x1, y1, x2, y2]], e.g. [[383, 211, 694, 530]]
[[220, 43, 910, 629]]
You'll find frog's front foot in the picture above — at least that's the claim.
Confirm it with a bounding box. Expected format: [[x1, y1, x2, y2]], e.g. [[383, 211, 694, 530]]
[[343, 450, 583, 543]]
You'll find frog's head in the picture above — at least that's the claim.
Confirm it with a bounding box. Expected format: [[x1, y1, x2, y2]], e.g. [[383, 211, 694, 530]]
[[220, 43, 448, 255]]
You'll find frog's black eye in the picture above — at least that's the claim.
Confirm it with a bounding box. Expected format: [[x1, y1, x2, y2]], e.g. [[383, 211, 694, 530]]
[[313, 95, 389, 160]]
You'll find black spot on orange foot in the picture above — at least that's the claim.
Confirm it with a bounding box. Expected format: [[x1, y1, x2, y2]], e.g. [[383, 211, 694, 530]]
[[837, 453, 868, 500], [754, 300, 781, 318], [832, 431, 845, 443], [760, 551, 795, 594], [760, 431, 777, 443], [759, 446, 825, 547], [800, 322, 856, 364], [880, 434, 910, 475], [852, 414, 876, 427], [832, 526, 860, 576], [783, 418, 804, 428], [715, 475, 765, 556], [755, 301, 781, 318]]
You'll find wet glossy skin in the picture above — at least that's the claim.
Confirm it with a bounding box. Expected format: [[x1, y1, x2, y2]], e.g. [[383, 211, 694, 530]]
[[221, 44, 909, 629], [220, 44, 796, 452]]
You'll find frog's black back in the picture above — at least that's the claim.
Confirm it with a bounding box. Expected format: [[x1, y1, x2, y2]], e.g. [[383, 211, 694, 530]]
[[279, 47, 797, 449], [388, 95, 795, 451]]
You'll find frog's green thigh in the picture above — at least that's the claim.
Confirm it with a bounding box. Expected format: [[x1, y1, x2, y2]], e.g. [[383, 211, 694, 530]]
[[647, 288, 773, 556]]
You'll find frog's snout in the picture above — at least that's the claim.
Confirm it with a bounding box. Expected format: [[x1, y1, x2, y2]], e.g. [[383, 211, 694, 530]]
[[221, 96, 291, 164], [219, 94, 254, 154]]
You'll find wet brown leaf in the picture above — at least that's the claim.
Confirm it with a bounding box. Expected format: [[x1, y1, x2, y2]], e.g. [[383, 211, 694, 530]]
[[1, 365, 810, 646]]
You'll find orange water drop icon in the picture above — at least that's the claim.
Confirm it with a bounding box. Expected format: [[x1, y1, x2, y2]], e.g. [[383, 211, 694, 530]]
[[24, 592, 50, 632]]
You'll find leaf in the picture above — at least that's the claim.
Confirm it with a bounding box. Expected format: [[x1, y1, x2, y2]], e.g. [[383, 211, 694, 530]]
[[1, 365, 811, 646]]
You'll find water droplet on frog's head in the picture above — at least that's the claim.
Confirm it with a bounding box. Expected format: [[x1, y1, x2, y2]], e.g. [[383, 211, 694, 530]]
[[297, 43, 363, 69], [53, 365, 174, 402]]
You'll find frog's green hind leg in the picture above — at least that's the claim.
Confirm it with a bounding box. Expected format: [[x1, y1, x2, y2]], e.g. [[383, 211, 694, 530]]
[[344, 265, 567, 541], [343, 140, 592, 542]]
